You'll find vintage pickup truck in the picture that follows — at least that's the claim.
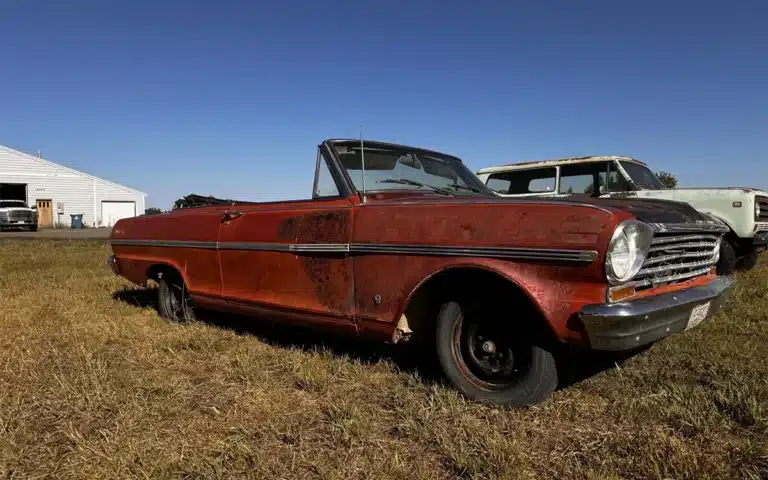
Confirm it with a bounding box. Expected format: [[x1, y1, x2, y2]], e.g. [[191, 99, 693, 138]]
[[108, 139, 732, 407], [476, 156, 768, 275]]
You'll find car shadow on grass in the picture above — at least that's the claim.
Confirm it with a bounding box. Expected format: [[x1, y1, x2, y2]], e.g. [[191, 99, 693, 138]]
[[111, 286, 446, 384], [111, 287, 650, 398]]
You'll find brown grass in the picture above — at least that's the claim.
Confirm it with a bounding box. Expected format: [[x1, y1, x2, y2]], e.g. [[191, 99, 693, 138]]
[[0, 239, 766, 479]]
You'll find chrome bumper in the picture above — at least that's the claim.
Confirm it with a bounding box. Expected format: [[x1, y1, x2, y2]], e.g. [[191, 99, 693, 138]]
[[754, 228, 768, 247], [0, 220, 35, 225], [579, 276, 733, 351]]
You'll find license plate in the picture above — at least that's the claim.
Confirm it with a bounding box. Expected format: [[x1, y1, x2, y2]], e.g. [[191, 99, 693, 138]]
[[686, 302, 711, 330]]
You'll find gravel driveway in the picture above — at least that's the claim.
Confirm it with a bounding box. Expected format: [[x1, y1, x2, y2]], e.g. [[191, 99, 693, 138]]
[[0, 228, 112, 240]]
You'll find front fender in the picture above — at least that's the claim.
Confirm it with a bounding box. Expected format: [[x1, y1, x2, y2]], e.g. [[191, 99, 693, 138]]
[[391, 257, 606, 345], [397, 261, 548, 322]]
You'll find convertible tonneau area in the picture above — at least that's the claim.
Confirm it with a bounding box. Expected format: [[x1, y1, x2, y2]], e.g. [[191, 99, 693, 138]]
[[173, 194, 256, 209]]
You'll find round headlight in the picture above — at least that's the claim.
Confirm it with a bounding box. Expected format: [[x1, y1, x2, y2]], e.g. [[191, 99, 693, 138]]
[[605, 220, 654, 285], [757, 201, 761, 219]]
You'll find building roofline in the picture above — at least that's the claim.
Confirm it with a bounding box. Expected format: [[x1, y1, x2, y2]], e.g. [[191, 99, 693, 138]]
[[476, 155, 648, 174], [0, 144, 147, 197]]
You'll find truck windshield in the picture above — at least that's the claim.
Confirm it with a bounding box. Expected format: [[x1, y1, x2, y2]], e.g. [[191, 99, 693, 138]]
[[0, 201, 27, 208], [331, 144, 493, 196], [620, 161, 666, 189]]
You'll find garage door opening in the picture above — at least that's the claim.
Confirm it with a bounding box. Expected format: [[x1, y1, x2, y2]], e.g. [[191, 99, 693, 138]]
[[0, 183, 28, 202], [102, 201, 136, 227]]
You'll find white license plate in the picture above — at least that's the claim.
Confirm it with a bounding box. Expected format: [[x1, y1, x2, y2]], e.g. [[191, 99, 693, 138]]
[[686, 302, 711, 330]]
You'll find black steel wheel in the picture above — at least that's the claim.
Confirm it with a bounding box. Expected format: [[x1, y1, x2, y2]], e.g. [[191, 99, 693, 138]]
[[435, 301, 558, 407], [157, 274, 196, 323]]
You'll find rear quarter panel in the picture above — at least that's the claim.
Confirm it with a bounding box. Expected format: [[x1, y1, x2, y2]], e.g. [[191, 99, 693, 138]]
[[110, 208, 228, 298]]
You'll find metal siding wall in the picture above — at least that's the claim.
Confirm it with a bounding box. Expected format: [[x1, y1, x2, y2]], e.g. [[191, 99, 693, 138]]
[[0, 147, 146, 227], [0, 174, 94, 226]]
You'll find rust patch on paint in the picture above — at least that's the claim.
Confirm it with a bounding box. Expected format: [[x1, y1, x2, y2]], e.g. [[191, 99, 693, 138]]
[[277, 211, 351, 312]]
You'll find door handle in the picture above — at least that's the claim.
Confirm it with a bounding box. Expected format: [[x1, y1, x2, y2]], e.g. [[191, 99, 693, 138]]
[[222, 211, 244, 222]]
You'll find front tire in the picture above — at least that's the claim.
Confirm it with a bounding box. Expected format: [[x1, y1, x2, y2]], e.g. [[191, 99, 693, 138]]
[[717, 238, 738, 275], [435, 301, 558, 407], [157, 274, 196, 323]]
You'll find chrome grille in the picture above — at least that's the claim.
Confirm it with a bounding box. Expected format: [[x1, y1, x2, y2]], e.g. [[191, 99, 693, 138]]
[[8, 211, 34, 221], [630, 231, 721, 289], [757, 196, 768, 221]]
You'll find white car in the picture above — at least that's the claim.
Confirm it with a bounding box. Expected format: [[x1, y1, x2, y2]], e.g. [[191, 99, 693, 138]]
[[476, 155, 767, 274], [0, 200, 38, 231]]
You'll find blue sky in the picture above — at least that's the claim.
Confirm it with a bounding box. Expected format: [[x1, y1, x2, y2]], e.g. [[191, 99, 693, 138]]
[[1, 1, 767, 208]]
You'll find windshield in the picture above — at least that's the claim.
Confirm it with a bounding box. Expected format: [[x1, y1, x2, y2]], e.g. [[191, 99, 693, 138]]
[[620, 161, 666, 189], [331, 143, 493, 196], [0, 201, 27, 208]]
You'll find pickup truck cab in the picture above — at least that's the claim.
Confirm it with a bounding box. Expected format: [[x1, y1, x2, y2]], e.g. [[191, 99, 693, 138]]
[[0, 200, 38, 231], [108, 140, 732, 407], [476, 156, 768, 275]]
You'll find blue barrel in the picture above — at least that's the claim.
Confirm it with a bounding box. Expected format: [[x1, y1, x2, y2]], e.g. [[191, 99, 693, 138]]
[[70, 214, 84, 229]]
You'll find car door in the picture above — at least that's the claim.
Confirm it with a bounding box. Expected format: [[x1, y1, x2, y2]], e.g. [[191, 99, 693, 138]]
[[217, 149, 356, 329]]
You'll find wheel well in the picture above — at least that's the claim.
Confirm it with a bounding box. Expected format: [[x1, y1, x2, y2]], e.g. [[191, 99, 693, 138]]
[[401, 267, 554, 345], [146, 263, 183, 286]]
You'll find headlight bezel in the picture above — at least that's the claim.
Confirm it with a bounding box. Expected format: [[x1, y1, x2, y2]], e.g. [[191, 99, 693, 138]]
[[604, 220, 655, 286], [756, 200, 761, 220]]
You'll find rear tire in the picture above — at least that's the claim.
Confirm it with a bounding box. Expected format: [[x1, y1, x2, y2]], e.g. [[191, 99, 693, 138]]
[[435, 301, 558, 407], [717, 239, 738, 275], [157, 274, 196, 323]]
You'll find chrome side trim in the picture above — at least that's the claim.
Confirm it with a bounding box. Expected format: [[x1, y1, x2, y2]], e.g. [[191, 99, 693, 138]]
[[349, 243, 598, 263], [290, 243, 350, 253], [109, 239, 597, 263], [109, 239, 218, 249], [219, 242, 290, 252], [647, 222, 729, 234]]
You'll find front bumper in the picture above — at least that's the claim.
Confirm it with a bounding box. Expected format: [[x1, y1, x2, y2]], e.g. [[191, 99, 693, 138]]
[[578, 276, 733, 351], [753, 228, 768, 247], [0, 221, 35, 226]]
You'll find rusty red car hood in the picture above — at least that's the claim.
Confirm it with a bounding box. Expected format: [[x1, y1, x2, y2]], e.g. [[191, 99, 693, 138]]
[[363, 191, 711, 225]]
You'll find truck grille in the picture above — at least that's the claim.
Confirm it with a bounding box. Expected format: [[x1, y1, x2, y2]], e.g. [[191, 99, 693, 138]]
[[8, 211, 33, 222], [757, 196, 768, 221], [629, 231, 721, 290]]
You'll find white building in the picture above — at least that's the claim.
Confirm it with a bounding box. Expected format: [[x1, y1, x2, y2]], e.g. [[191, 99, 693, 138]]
[[0, 144, 146, 228]]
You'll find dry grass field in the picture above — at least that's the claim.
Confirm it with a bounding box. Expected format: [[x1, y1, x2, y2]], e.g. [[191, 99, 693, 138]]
[[0, 239, 766, 479]]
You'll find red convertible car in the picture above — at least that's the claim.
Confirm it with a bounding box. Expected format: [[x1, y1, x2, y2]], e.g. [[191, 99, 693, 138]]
[[108, 139, 732, 407]]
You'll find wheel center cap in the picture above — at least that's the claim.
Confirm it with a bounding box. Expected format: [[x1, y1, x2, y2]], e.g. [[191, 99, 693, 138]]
[[481, 340, 496, 354]]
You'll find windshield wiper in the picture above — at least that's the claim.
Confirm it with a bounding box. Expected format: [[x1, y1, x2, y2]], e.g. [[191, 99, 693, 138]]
[[376, 179, 454, 196]]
